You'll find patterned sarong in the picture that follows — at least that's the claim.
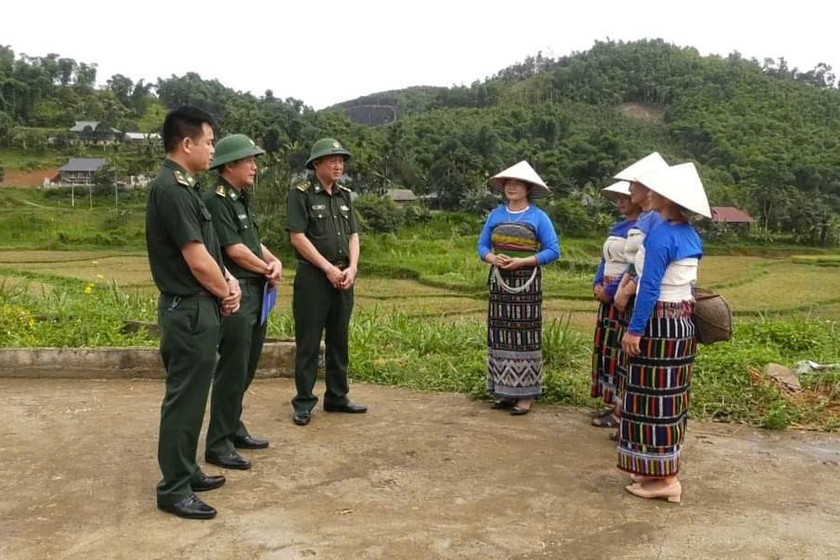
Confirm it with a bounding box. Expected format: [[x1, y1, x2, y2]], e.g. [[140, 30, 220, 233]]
[[486, 223, 543, 399], [590, 276, 628, 405], [617, 301, 696, 477]]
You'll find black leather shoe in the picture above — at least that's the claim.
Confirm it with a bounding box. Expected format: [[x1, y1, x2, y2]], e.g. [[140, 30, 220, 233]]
[[293, 410, 311, 426], [158, 494, 217, 520], [233, 435, 269, 450], [323, 401, 367, 414], [205, 451, 252, 470], [191, 473, 226, 492]]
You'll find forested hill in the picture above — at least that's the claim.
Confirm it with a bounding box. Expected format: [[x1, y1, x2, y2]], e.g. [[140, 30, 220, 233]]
[[333, 40, 840, 243], [2, 40, 840, 243]]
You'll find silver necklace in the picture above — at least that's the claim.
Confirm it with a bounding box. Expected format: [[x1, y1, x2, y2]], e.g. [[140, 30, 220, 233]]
[[506, 205, 530, 223]]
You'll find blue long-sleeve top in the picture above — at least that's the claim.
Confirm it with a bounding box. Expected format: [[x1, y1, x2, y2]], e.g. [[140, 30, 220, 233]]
[[635, 210, 663, 235], [478, 205, 561, 265], [628, 221, 704, 334], [594, 219, 636, 299]]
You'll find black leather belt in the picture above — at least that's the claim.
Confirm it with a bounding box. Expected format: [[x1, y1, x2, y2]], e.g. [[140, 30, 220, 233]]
[[297, 260, 348, 270], [162, 290, 215, 299], [237, 277, 265, 286]]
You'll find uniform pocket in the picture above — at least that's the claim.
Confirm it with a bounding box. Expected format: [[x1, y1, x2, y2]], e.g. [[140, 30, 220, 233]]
[[194, 298, 221, 336]]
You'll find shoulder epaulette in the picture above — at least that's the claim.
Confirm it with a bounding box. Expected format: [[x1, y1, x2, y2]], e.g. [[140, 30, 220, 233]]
[[173, 170, 192, 188], [337, 184, 352, 193], [215, 185, 226, 197], [295, 182, 310, 192]]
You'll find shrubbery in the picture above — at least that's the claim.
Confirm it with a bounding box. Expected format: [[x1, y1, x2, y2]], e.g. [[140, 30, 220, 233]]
[[354, 196, 432, 233]]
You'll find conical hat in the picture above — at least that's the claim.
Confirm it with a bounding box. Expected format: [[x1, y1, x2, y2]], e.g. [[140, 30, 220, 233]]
[[601, 180, 631, 201], [637, 162, 711, 218], [614, 152, 668, 182], [488, 161, 551, 199]]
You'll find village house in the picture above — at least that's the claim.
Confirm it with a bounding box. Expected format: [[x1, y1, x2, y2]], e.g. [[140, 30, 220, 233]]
[[55, 158, 107, 186], [69, 121, 121, 144], [711, 206, 756, 236], [123, 132, 161, 144], [387, 188, 418, 205]]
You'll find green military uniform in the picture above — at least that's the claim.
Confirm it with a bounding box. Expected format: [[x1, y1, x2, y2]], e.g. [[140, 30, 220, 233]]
[[286, 176, 360, 413], [203, 178, 267, 457], [146, 159, 224, 507]]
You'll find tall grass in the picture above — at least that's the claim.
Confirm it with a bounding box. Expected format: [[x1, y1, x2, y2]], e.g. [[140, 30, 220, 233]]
[[0, 277, 157, 347], [2, 208, 840, 429]]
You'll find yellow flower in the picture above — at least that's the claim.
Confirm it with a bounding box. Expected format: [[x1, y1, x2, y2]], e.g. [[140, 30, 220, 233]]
[[96, 274, 104, 279], [84, 284, 93, 295]]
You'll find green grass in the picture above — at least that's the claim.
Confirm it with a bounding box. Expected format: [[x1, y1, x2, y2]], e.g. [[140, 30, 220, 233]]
[[0, 189, 147, 250], [1, 207, 840, 429], [0, 147, 66, 169]]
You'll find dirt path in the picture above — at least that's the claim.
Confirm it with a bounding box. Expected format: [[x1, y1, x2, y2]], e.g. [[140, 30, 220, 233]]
[[2, 378, 839, 559]]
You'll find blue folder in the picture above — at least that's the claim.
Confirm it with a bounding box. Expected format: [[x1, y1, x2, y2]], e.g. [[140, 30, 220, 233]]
[[261, 283, 278, 325]]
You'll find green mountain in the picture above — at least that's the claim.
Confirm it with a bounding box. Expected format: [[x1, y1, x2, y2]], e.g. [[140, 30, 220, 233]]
[[2, 39, 839, 243], [332, 40, 840, 243]]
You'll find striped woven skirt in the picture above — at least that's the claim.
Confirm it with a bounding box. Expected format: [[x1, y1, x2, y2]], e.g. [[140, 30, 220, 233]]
[[487, 266, 543, 399], [617, 301, 697, 477], [590, 276, 628, 405]]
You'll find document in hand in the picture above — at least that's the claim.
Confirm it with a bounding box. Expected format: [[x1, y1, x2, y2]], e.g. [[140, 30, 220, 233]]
[[261, 283, 278, 325]]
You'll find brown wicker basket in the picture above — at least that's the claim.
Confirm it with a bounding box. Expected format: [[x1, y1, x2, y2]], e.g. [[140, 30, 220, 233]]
[[693, 288, 733, 344]]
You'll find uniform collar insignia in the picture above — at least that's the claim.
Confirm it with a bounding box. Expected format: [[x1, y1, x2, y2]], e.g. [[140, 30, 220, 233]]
[[173, 169, 195, 188], [215, 184, 226, 197]]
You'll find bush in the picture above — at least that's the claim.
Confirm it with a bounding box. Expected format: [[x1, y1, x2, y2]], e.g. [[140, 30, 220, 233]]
[[355, 196, 405, 233]]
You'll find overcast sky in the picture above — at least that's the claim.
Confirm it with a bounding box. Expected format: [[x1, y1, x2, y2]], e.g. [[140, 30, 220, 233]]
[[5, 0, 838, 109]]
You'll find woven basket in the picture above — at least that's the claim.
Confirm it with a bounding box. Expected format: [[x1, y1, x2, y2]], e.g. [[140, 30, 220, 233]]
[[694, 288, 733, 344]]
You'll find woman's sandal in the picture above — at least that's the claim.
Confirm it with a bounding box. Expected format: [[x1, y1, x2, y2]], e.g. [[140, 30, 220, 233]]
[[625, 480, 682, 504], [591, 414, 619, 428], [590, 407, 614, 419], [491, 399, 516, 410], [510, 405, 531, 415]]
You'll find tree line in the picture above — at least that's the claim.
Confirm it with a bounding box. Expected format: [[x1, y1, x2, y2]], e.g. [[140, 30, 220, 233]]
[[2, 40, 840, 245]]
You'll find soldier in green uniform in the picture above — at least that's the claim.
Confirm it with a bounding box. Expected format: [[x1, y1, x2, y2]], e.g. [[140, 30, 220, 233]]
[[203, 134, 282, 470], [286, 138, 366, 426], [146, 106, 242, 520]]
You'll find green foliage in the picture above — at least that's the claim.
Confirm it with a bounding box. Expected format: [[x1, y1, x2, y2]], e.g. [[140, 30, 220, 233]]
[[0, 279, 156, 348], [0, 188, 146, 250], [354, 196, 405, 233], [693, 318, 840, 428], [347, 308, 592, 404], [4, 40, 840, 242], [354, 196, 432, 234]]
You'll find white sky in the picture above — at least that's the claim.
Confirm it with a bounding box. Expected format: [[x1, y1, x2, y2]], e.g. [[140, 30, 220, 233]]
[[5, 0, 838, 110]]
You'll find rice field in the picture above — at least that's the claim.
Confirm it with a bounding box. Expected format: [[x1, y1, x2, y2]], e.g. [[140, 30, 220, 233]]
[[1, 249, 838, 329]]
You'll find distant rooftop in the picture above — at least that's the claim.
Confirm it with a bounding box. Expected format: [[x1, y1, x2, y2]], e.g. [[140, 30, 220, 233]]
[[711, 207, 755, 223], [59, 158, 107, 172], [69, 121, 121, 134], [388, 188, 418, 202], [124, 132, 161, 140]]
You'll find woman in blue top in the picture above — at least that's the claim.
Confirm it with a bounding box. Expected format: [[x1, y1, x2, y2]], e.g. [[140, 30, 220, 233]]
[[478, 161, 561, 415], [590, 181, 640, 423], [618, 162, 711, 504]]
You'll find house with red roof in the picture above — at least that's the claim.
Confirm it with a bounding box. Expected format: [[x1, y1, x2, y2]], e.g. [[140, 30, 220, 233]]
[[711, 207, 755, 235]]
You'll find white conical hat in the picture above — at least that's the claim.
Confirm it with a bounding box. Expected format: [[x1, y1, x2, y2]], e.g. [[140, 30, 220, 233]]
[[488, 161, 551, 199], [601, 180, 631, 201], [637, 162, 711, 218], [614, 152, 668, 182]]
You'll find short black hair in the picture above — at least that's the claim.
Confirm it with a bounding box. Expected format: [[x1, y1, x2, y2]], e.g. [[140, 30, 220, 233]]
[[162, 105, 217, 153]]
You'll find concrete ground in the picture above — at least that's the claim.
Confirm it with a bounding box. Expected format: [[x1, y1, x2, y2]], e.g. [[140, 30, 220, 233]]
[[2, 377, 839, 560]]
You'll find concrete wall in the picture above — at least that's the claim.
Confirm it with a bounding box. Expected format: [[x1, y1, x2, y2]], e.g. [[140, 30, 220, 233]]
[[0, 340, 317, 379]]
